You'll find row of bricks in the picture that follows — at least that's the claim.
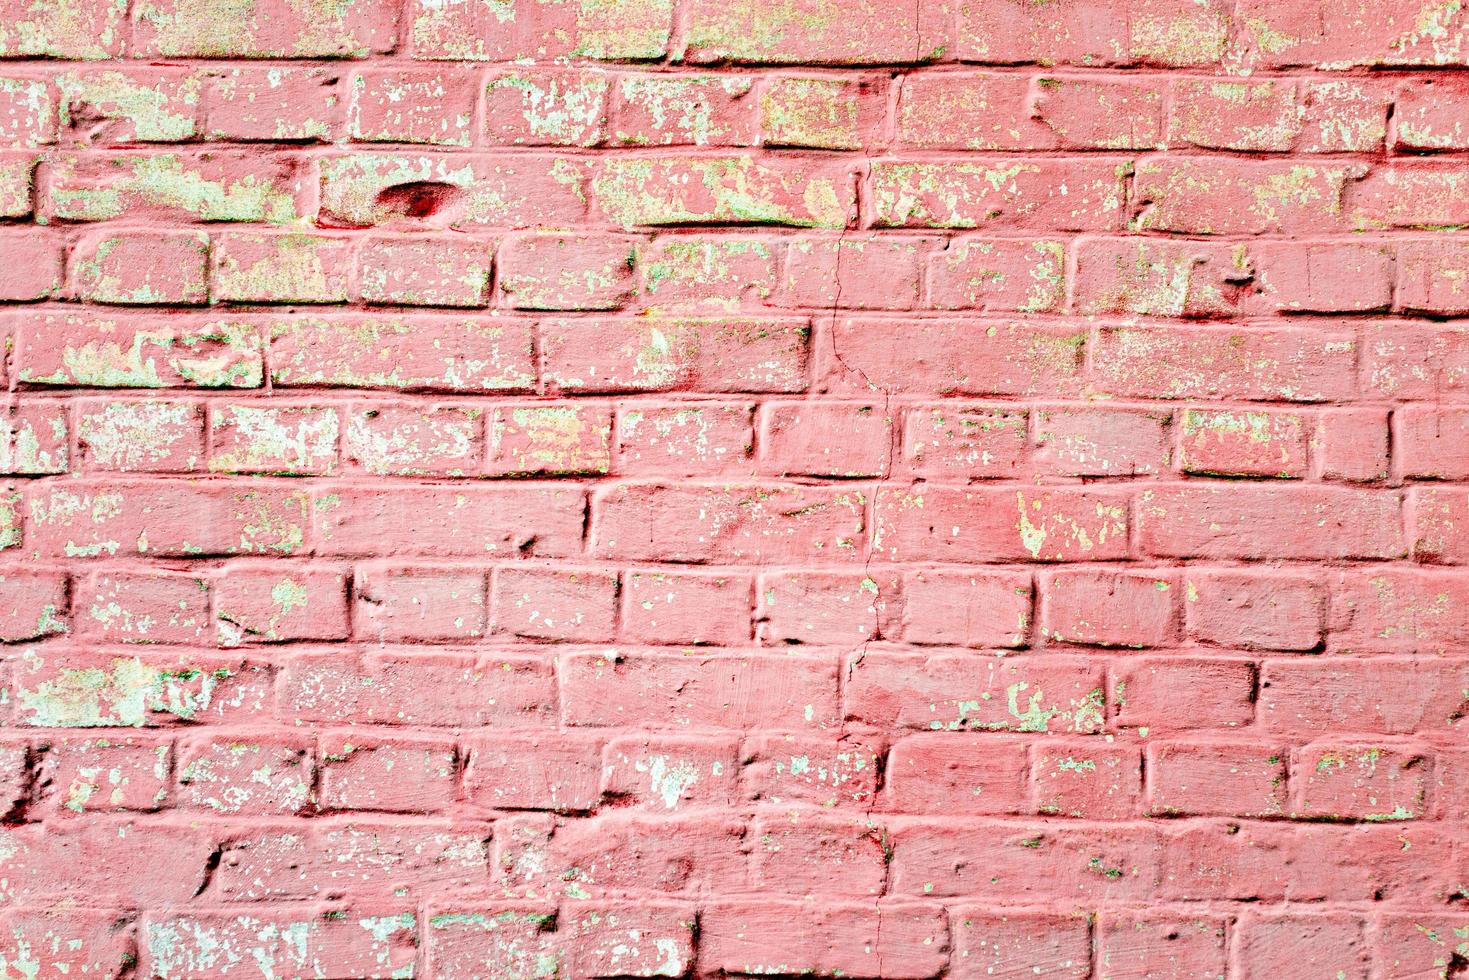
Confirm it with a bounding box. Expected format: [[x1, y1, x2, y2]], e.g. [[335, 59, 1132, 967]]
[[12, 150, 1469, 234], [12, 560, 1469, 652], [2, 901, 1466, 980], [2, 65, 1467, 156], [7, 809, 1469, 904], [0, 725, 1444, 822], [3, 0, 1463, 70], [6, 479, 1469, 564], [6, 647, 1468, 737], [3, 397, 1446, 484], [12, 228, 1469, 318], [7, 312, 1467, 404]]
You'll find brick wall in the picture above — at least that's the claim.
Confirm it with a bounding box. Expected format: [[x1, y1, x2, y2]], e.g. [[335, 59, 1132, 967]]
[[1, 0, 1468, 976]]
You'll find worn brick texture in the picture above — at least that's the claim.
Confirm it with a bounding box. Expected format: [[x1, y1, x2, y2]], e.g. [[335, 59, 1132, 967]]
[[2, 0, 1469, 976]]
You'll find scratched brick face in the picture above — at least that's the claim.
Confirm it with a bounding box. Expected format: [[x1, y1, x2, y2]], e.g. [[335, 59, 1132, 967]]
[[0, 1, 1462, 976]]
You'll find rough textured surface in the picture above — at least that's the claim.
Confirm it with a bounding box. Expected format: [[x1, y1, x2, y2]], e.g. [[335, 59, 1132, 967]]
[[0, 0, 1467, 977]]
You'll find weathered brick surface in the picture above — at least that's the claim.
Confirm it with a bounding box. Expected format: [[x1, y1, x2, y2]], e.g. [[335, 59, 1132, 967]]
[[0, 1, 1463, 976]]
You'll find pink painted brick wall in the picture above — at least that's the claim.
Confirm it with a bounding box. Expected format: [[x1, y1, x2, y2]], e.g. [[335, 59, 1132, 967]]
[[0, 0, 1466, 976]]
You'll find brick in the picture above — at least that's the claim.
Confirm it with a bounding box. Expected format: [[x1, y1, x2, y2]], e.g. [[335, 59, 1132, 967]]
[[545, 317, 807, 394], [35, 735, 170, 814], [889, 821, 1164, 901], [212, 232, 352, 304], [44, 151, 301, 223], [317, 152, 589, 229], [1040, 569, 1177, 648], [761, 402, 891, 477], [0, 76, 49, 148], [69, 230, 207, 305], [544, 813, 749, 895], [1237, 913, 1368, 980], [1397, 406, 1469, 479], [0, 152, 34, 217], [1376, 915, 1469, 979], [1237, 0, 1469, 68], [487, 403, 612, 476], [758, 571, 899, 645], [498, 233, 636, 310], [0, 0, 126, 58], [1253, 240, 1394, 313], [484, 67, 609, 147], [1349, 164, 1469, 231], [601, 734, 739, 811], [413, 0, 671, 60], [76, 399, 205, 471], [0, 910, 136, 979], [926, 237, 1066, 312], [780, 235, 925, 310], [1362, 323, 1469, 400], [205, 66, 342, 141], [613, 73, 756, 147], [871, 159, 1128, 230], [344, 403, 483, 476], [594, 483, 863, 563], [1319, 408, 1390, 483], [1185, 570, 1325, 651], [845, 653, 1105, 734], [280, 651, 556, 727], [638, 235, 778, 309], [751, 812, 888, 896], [356, 235, 491, 307], [58, 68, 200, 143], [1113, 658, 1256, 733], [313, 485, 583, 558], [11, 650, 272, 728], [760, 75, 884, 150], [1411, 487, 1469, 564], [0, 568, 68, 642], [1178, 407, 1309, 478], [0, 400, 68, 474], [900, 569, 1032, 648], [176, 735, 313, 814], [1074, 238, 1254, 318], [0, 227, 61, 300], [16, 313, 263, 389], [701, 901, 949, 979], [1399, 240, 1469, 315], [956, 0, 1231, 66], [208, 404, 340, 475], [1397, 77, 1469, 150], [681, 0, 951, 64], [595, 157, 855, 228], [319, 734, 457, 813], [1260, 658, 1469, 735], [26, 481, 309, 558], [824, 319, 1087, 398], [561, 651, 839, 730], [79, 570, 210, 645], [1147, 740, 1287, 818], [740, 734, 880, 809], [493, 567, 617, 642], [1096, 915, 1227, 980], [903, 403, 1028, 478], [1328, 568, 1469, 655], [355, 565, 486, 642], [270, 314, 534, 392], [213, 821, 488, 900], [1132, 158, 1359, 235], [145, 910, 416, 979], [949, 910, 1091, 980], [464, 733, 602, 812], [616, 403, 754, 476], [133, 0, 397, 57], [1093, 325, 1358, 402], [1294, 742, 1430, 821], [872, 486, 1128, 563], [1032, 408, 1171, 477], [350, 67, 476, 145], [621, 570, 752, 646], [0, 821, 215, 905], [214, 564, 349, 644], [1138, 486, 1404, 561], [886, 733, 1029, 814], [1034, 743, 1142, 819]]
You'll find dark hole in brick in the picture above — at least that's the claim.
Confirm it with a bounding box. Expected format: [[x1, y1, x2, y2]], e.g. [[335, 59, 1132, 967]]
[[374, 181, 463, 219]]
